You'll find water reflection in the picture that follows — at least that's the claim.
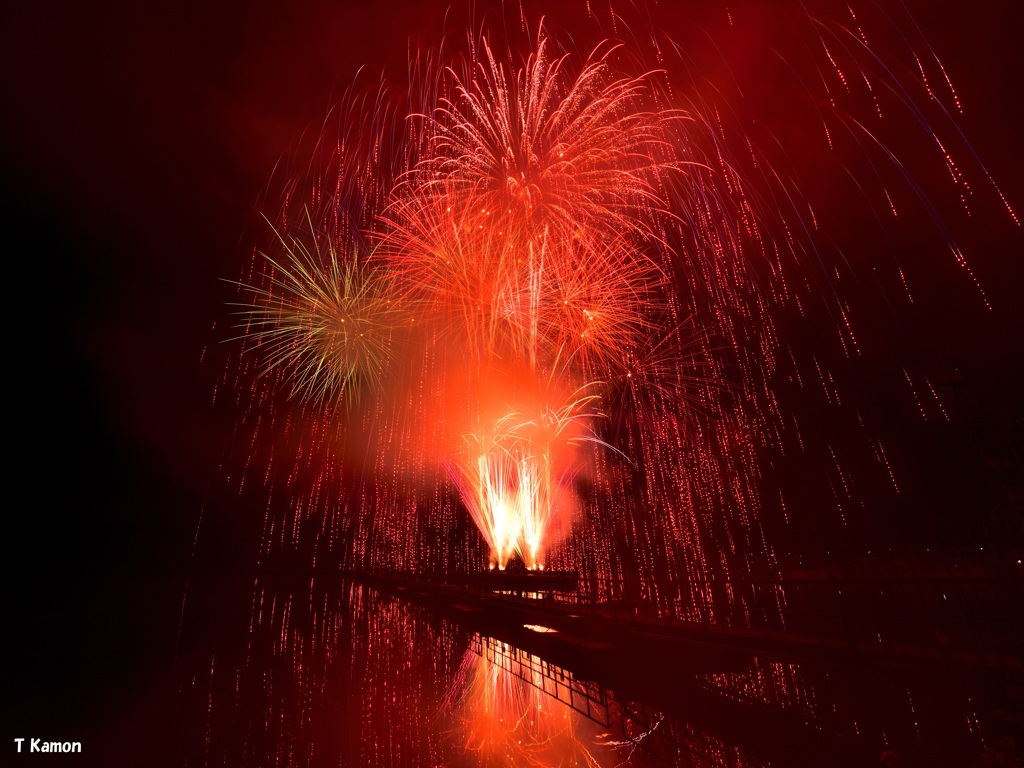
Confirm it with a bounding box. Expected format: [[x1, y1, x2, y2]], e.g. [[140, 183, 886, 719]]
[[447, 637, 613, 767], [179, 574, 763, 766], [177, 572, 1021, 766], [180, 576, 454, 766]]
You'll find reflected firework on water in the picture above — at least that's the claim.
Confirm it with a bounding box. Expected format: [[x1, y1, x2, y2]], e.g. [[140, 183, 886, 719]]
[[181, 575, 786, 766]]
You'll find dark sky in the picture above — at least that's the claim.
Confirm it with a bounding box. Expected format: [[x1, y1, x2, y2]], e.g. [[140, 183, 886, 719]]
[[1, 0, 1022, 761]]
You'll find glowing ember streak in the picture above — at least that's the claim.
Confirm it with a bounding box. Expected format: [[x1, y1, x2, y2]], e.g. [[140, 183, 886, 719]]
[[223, 3, 1018, 593]]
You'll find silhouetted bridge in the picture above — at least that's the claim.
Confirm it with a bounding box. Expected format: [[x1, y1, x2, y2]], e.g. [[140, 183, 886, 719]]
[[353, 555, 1024, 678], [343, 556, 1023, 766]]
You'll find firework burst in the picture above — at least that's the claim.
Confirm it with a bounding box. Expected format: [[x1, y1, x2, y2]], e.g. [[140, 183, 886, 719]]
[[412, 32, 678, 244], [230, 217, 403, 407]]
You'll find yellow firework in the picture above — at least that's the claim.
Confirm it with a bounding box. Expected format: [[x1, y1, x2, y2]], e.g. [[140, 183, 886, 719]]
[[230, 218, 402, 407]]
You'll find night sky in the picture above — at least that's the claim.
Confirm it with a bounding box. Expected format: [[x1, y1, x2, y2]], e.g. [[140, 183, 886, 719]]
[[2, 0, 1022, 763]]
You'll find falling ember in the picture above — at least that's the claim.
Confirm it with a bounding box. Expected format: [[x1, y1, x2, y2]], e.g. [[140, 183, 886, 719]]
[[224, 3, 1018, 589]]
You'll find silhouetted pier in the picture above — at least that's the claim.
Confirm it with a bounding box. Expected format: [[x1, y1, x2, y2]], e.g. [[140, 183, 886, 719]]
[[353, 553, 1024, 677]]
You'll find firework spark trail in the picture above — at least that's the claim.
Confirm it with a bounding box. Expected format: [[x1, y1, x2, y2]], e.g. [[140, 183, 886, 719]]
[[412, 34, 678, 244], [383, 30, 679, 380], [223, 2, 1017, 605]]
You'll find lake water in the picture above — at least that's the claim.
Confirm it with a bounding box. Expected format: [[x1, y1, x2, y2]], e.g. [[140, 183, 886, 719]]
[[171, 572, 1023, 767]]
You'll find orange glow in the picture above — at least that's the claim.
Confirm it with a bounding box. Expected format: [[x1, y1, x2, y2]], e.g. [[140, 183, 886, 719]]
[[445, 364, 602, 569], [451, 642, 612, 767]]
